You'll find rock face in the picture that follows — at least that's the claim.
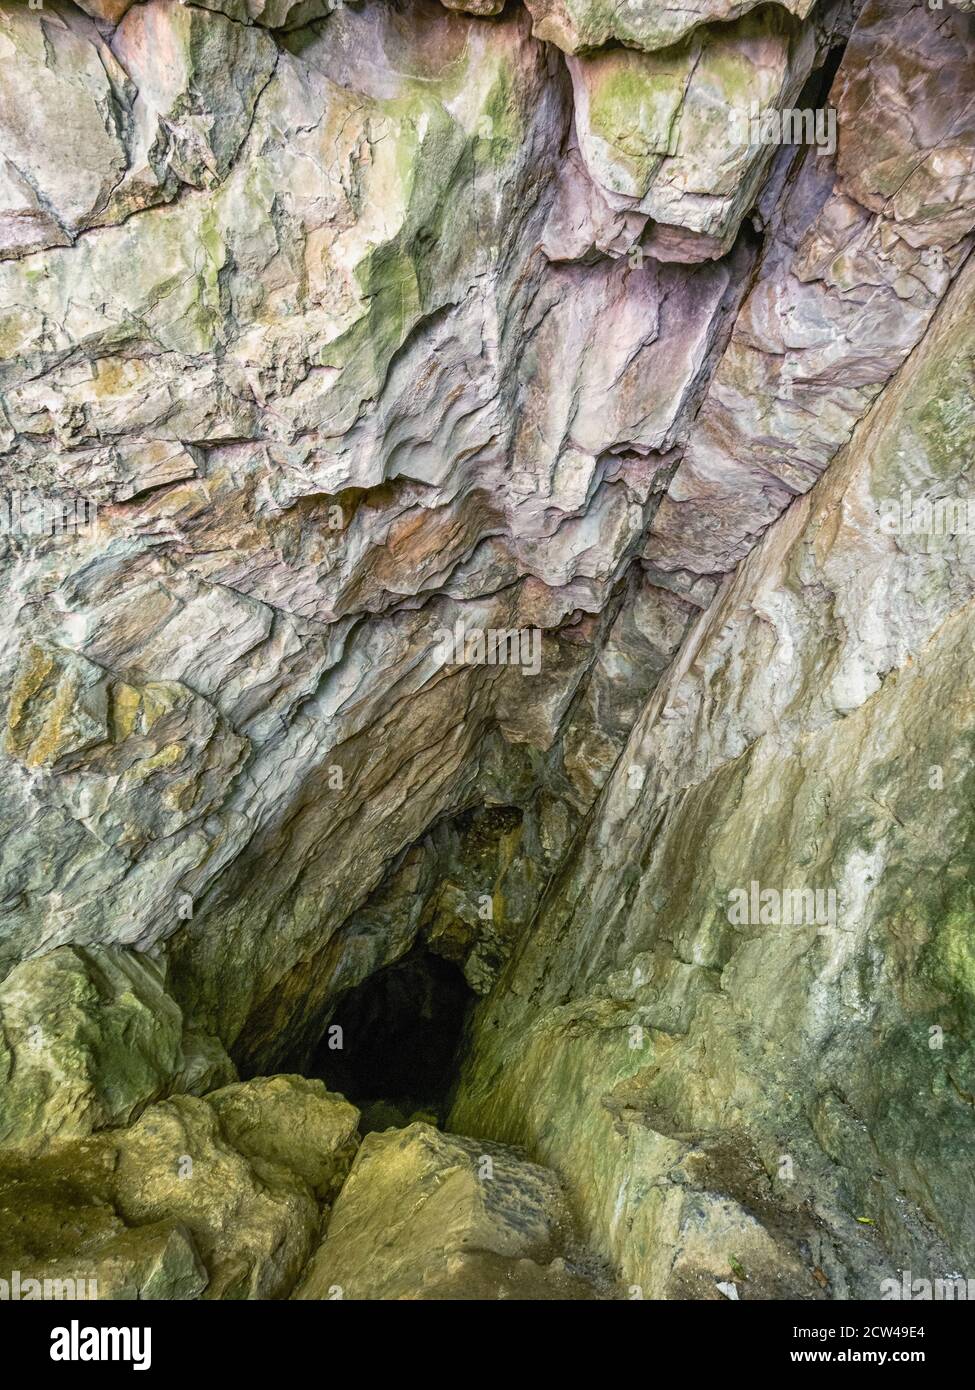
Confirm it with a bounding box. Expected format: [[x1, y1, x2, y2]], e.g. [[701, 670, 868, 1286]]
[[0, 0, 974, 1302], [295, 1122, 604, 1299], [453, 248, 975, 1298], [0, 1077, 359, 1298], [0, 945, 233, 1155], [644, 0, 975, 574], [524, 0, 817, 55], [564, 4, 838, 260]]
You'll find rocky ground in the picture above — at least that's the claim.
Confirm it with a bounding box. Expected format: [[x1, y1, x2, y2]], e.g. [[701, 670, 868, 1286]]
[[0, 0, 973, 1299]]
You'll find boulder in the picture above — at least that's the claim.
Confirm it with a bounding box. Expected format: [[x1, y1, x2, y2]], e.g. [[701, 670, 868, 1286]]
[[295, 1122, 604, 1299], [0, 1077, 361, 1299]]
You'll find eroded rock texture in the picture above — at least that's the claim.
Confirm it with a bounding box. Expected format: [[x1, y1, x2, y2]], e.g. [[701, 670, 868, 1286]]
[[454, 248, 975, 1299], [0, 0, 973, 1301], [295, 1121, 607, 1299], [0, 1075, 358, 1297]]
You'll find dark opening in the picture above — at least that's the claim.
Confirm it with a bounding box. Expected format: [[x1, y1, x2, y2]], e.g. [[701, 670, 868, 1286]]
[[308, 943, 475, 1132]]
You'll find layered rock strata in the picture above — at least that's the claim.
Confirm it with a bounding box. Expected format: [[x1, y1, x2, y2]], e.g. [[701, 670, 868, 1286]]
[[0, 0, 973, 1300]]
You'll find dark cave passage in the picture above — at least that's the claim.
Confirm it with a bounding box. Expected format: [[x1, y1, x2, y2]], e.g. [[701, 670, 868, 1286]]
[[307, 943, 476, 1133]]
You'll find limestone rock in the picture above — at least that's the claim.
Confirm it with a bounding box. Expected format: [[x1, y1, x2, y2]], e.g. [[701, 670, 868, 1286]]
[[74, 0, 136, 22], [566, 7, 826, 256], [189, 0, 338, 26], [0, 0, 974, 1307], [206, 1074, 359, 1201], [0, 1143, 209, 1300], [453, 246, 975, 1295], [295, 1123, 603, 1299], [0, 4, 129, 257], [112, 0, 278, 190], [0, 0, 637, 1058], [175, 1029, 239, 1097], [108, 1094, 321, 1298], [0, 1076, 360, 1299], [542, 141, 649, 261], [0, 0, 285, 263], [560, 570, 692, 804], [0, 946, 184, 1155], [439, 0, 505, 14], [5, 642, 110, 769], [525, 0, 816, 55], [644, 0, 975, 574]]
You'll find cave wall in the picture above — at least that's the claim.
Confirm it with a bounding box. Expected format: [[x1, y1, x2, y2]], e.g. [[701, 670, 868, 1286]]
[[0, 0, 973, 1300], [452, 250, 975, 1296]]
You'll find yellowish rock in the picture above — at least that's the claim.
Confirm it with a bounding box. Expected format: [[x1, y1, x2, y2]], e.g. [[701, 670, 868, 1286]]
[[295, 1122, 603, 1300]]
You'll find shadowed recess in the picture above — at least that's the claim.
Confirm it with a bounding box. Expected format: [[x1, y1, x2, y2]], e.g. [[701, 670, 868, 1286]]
[[308, 943, 476, 1132]]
